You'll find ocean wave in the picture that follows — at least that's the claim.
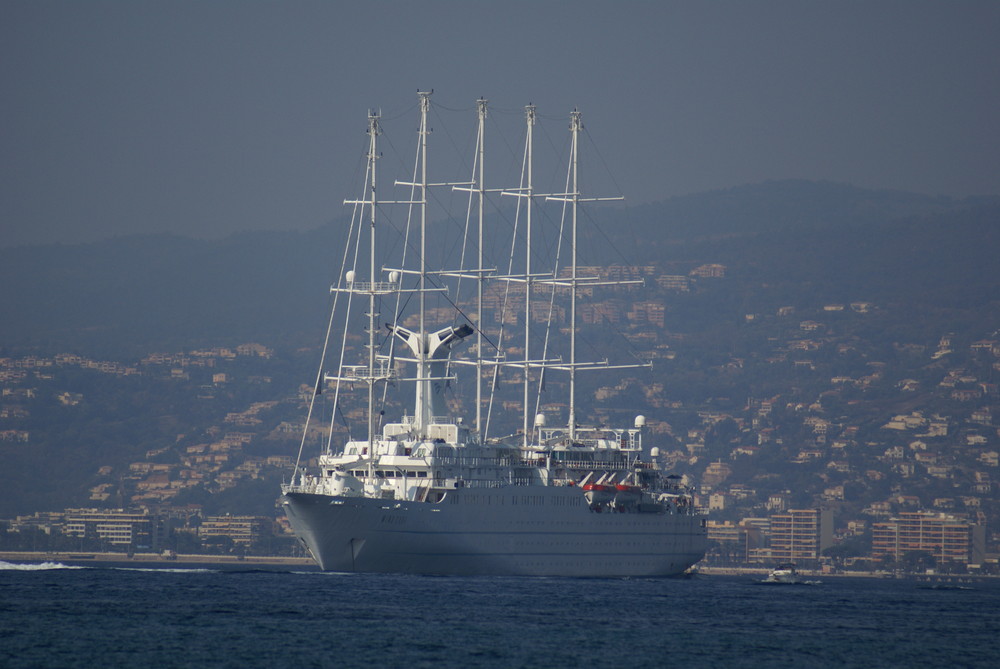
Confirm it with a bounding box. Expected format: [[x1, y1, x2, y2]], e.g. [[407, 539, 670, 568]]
[[0, 560, 85, 571], [303, 570, 356, 576], [110, 567, 217, 574]]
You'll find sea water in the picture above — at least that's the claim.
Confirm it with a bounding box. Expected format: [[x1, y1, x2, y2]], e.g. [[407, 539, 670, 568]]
[[1, 560, 998, 668]]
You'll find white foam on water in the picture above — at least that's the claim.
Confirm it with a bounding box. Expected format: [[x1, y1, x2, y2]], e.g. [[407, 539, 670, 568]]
[[110, 567, 217, 574], [0, 560, 85, 571]]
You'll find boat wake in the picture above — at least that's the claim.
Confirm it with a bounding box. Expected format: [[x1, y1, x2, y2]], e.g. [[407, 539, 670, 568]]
[[0, 560, 224, 574], [0, 560, 85, 571], [111, 567, 217, 574]]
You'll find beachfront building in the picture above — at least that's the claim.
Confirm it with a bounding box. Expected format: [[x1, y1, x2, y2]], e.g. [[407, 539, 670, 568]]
[[872, 511, 985, 565], [62, 508, 160, 550], [769, 508, 833, 563], [199, 515, 272, 547]]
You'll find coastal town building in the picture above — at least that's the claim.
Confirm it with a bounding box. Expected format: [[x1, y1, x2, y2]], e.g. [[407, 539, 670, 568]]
[[199, 515, 272, 546], [62, 508, 160, 550], [872, 512, 986, 565], [769, 508, 833, 563]]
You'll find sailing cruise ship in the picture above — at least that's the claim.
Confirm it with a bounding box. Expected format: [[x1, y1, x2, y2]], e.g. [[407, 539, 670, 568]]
[[280, 92, 707, 576]]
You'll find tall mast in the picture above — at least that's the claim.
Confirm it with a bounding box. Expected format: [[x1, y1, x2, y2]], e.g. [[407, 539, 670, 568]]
[[540, 109, 629, 444], [523, 104, 536, 448], [475, 98, 487, 437], [416, 90, 431, 432], [389, 91, 477, 438], [568, 110, 581, 442], [341, 110, 410, 454], [365, 110, 380, 450]]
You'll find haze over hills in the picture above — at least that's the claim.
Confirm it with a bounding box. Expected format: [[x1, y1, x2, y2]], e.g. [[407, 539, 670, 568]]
[[2, 180, 997, 356], [0, 227, 350, 358], [2, 180, 999, 539]]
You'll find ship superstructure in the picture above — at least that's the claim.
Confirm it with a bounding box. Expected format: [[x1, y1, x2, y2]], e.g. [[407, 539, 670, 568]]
[[281, 92, 706, 576]]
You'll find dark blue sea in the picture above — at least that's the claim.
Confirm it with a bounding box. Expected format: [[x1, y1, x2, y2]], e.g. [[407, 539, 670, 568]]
[[1, 561, 998, 668]]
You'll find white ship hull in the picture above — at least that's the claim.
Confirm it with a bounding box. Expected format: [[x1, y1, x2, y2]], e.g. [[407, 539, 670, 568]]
[[283, 487, 707, 577]]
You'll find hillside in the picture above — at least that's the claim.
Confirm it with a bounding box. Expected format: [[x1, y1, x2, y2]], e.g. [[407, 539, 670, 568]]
[[2, 180, 999, 554], [2, 180, 995, 356]]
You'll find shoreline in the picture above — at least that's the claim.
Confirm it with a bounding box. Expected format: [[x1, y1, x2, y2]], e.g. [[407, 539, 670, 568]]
[[0, 550, 317, 568], [3, 552, 995, 580], [697, 565, 874, 578], [696, 565, 998, 581]]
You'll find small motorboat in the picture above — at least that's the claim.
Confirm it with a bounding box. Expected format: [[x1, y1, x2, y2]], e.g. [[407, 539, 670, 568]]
[[757, 563, 820, 585]]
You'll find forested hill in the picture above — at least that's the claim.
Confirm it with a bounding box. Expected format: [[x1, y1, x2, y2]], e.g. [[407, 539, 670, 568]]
[[1, 180, 997, 357]]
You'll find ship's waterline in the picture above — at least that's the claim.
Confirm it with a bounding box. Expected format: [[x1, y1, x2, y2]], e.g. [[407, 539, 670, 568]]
[[283, 488, 706, 576]]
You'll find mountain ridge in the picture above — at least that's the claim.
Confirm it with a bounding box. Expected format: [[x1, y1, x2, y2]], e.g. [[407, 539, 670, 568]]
[[2, 179, 997, 357]]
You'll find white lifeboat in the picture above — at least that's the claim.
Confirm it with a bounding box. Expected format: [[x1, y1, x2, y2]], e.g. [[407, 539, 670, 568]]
[[613, 483, 642, 507], [583, 483, 615, 506]]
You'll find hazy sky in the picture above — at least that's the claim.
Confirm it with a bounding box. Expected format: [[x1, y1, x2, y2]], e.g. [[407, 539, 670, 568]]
[[2, 1, 999, 247]]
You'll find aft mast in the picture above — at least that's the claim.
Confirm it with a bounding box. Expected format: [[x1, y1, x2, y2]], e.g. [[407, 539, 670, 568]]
[[475, 98, 487, 437], [543, 109, 643, 443], [569, 110, 581, 442]]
